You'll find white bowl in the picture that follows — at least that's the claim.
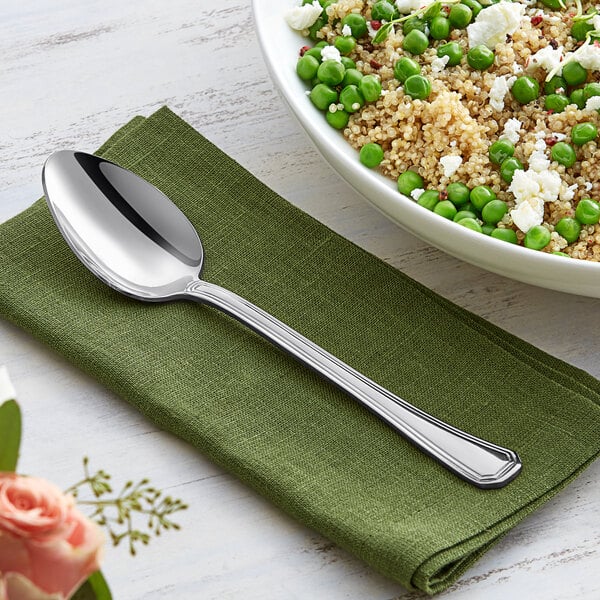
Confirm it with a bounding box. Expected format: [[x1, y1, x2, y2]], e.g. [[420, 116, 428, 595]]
[[252, 0, 600, 298]]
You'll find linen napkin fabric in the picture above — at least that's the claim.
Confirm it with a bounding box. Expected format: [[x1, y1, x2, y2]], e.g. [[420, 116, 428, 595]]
[[1, 107, 599, 594]]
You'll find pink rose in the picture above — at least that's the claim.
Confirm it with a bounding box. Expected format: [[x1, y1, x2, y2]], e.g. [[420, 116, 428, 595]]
[[0, 473, 104, 600]]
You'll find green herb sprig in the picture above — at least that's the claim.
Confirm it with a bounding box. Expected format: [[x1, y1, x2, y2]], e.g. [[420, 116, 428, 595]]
[[373, 0, 461, 44], [66, 457, 188, 556]]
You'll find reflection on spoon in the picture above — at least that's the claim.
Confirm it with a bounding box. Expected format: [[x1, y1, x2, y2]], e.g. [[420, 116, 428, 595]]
[[42, 151, 521, 488]]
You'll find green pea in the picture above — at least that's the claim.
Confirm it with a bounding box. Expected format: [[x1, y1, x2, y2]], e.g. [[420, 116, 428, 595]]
[[394, 57, 421, 83], [555, 217, 581, 243], [371, 0, 396, 21], [418, 190, 440, 210], [467, 45, 494, 70], [571, 20, 594, 41], [584, 82, 600, 101], [430, 16, 450, 40], [553, 251, 570, 257], [524, 225, 551, 250], [402, 16, 427, 35], [339, 84, 364, 112], [310, 83, 338, 110], [434, 200, 458, 220], [544, 94, 570, 113], [308, 17, 327, 42], [397, 170, 424, 196], [544, 76, 567, 95], [359, 142, 384, 168], [542, 0, 565, 7], [437, 42, 463, 67], [314, 40, 329, 48], [334, 36, 356, 55], [304, 47, 322, 61], [341, 14, 368, 38], [575, 198, 600, 224], [481, 199, 507, 224], [342, 68, 363, 87], [500, 157, 524, 183], [491, 228, 518, 244], [562, 61, 587, 87], [460, 0, 482, 17], [470, 185, 496, 211], [570, 88, 586, 109], [572, 122, 598, 145], [447, 182, 470, 206], [326, 108, 350, 130], [453, 209, 478, 222], [457, 217, 483, 233], [489, 139, 514, 164], [317, 60, 345, 86], [551, 141, 576, 167], [511, 76, 540, 104], [481, 223, 495, 235], [359, 74, 382, 102], [296, 55, 320, 80], [403, 29, 429, 55], [448, 3, 472, 28], [404, 74, 431, 100], [340, 56, 356, 70]]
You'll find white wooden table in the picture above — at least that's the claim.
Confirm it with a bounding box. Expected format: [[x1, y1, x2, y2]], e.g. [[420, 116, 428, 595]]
[[1, 1, 598, 598]]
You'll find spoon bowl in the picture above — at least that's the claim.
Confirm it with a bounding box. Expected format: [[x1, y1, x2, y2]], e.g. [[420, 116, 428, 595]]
[[42, 150, 522, 488], [43, 151, 203, 300]]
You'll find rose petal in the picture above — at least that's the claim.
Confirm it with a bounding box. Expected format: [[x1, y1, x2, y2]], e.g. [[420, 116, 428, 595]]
[[3, 573, 63, 600]]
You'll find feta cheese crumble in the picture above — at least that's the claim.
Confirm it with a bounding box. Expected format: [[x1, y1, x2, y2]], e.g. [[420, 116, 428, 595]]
[[489, 75, 516, 112], [440, 155, 462, 177], [560, 183, 578, 202], [467, 1, 525, 49], [395, 0, 435, 13], [410, 188, 426, 201], [508, 154, 562, 233], [431, 54, 450, 73], [342, 24, 352, 37], [567, 42, 600, 71], [526, 45, 564, 74], [585, 95, 600, 111], [284, 0, 322, 30], [321, 45, 342, 62], [502, 118, 523, 144], [511, 199, 544, 233]]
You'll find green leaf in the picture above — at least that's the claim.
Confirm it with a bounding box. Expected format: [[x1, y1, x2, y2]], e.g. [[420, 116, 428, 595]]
[[0, 400, 21, 472], [71, 572, 112, 600], [423, 1, 441, 21], [373, 22, 393, 44]]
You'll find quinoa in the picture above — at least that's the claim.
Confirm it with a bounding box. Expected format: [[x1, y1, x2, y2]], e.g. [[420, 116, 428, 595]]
[[298, 0, 600, 260]]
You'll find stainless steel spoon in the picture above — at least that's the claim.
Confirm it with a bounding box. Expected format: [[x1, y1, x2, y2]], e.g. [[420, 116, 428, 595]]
[[42, 150, 522, 488]]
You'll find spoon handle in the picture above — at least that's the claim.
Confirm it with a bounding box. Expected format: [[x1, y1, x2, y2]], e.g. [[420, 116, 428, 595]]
[[185, 280, 521, 488]]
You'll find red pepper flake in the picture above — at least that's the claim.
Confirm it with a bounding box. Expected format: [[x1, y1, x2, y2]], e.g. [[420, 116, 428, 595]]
[[299, 45, 310, 56], [370, 58, 382, 69], [595, 40, 600, 47], [545, 136, 558, 147], [442, 5, 450, 14], [547, 109, 555, 114], [370, 20, 382, 30], [530, 14, 543, 26], [439, 190, 449, 201]]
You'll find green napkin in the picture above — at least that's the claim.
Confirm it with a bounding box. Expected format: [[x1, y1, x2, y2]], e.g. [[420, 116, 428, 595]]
[[1, 107, 599, 595]]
